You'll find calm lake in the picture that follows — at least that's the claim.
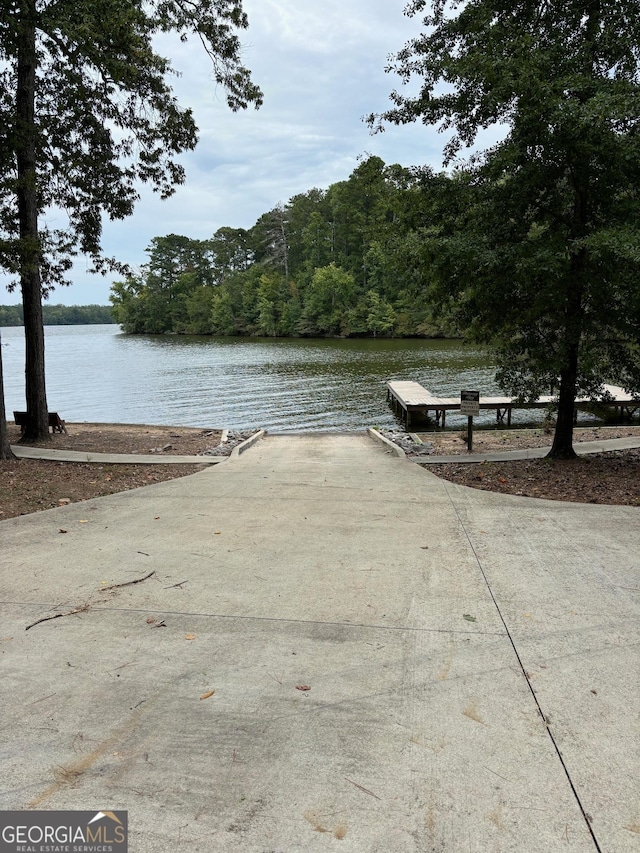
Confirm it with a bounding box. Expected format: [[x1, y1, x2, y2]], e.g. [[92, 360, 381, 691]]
[[1, 324, 507, 432]]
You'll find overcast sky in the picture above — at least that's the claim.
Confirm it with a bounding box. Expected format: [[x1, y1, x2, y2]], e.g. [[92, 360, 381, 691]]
[[2, 1, 456, 307]]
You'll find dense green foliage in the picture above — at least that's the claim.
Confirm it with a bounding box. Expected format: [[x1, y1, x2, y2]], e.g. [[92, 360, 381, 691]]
[[110, 156, 458, 338], [0, 304, 114, 326], [371, 0, 640, 456]]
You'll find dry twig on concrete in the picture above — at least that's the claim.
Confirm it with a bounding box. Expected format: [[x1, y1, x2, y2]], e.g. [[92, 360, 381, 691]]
[[99, 571, 156, 592]]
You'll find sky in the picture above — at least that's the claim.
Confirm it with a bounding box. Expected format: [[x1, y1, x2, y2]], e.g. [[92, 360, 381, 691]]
[[2, 1, 460, 307]]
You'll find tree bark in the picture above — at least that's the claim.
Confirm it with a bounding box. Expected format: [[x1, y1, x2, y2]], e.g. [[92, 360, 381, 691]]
[[16, 0, 50, 443], [548, 354, 579, 459], [0, 333, 17, 460], [547, 247, 586, 459]]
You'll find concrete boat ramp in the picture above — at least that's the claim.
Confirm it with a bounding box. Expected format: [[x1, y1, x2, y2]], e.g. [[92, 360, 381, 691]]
[[1, 433, 638, 852]]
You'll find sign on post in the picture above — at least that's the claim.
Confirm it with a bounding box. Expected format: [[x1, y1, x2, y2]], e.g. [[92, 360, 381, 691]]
[[460, 390, 480, 417], [460, 390, 480, 452]]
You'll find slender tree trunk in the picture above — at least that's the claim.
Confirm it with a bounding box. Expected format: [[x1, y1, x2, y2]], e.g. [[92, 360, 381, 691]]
[[547, 2, 600, 461], [0, 333, 17, 460], [547, 250, 586, 459], [16, 1, 50, 443]]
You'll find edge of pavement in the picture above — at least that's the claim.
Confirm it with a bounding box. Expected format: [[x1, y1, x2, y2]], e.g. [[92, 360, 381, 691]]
[[8, 430, 267, 465], [367, 428, 640, 463]]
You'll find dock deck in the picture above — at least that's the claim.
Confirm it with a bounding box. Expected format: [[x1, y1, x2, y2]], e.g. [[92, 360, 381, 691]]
[[386, 381, 639, 428]]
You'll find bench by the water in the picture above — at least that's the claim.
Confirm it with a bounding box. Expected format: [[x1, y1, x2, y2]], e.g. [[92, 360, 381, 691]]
[[13, 411, 67, 434], [386, 381, 638, 428]]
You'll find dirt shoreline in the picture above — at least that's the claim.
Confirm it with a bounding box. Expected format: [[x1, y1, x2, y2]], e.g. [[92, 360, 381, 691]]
[[2, 422, 640, 519]]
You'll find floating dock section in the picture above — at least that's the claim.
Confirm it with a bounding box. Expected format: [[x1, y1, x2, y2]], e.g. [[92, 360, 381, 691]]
[[386, 381, 639, 428]]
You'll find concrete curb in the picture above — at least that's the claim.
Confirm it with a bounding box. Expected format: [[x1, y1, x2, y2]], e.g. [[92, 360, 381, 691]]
[[367, 427, 406, 458], [416, 436, 640, 464], [367, 430, 640, 465], [10, 446, 223, 465], [230, 429, 266, 458], [9, 429, 266, 466]]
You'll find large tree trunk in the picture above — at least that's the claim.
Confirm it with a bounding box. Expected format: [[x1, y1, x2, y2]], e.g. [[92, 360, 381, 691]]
[[0, 333, 17, 460], [16, 1, 50, 443], [548, 354, 578, 459]]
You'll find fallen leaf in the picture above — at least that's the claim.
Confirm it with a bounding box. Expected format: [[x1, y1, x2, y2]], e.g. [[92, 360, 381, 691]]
[[200, 690, 215, 700], [185, 634, 196, 641], [296, 684, 311, 691], [463, 614, 477, 622], [214, 531, 222, 535], [154, 516, 160, 520], [59, 529, 67, 534], [146, 617, 156, 624], [463, 701, 486, 725]]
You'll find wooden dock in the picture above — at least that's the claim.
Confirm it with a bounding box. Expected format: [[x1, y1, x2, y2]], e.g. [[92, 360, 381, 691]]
[[386, 381, 639, 428]]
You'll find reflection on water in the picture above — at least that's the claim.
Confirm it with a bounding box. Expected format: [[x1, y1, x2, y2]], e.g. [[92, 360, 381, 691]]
[[2, 324, 504, 431]]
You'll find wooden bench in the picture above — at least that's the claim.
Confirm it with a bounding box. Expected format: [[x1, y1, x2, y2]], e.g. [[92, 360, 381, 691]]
[[13, 411, 67, 434]]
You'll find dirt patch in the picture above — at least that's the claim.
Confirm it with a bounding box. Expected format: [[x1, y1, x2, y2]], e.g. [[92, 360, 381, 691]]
[[1, 422, 221, 521], [7, 421, 222, 456], [414, 425, 640, 506], [431, 450, 640, 506]]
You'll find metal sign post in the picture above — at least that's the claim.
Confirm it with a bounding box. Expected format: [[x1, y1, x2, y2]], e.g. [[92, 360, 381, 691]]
[[460, 390, 480, 453]]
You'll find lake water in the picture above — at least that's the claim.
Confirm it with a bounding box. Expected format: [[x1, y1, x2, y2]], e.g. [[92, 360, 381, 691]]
[[1, 324, 507, 432]]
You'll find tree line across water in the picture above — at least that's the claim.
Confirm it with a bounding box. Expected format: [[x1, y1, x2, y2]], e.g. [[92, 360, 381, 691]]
[[109, 156, 459, 339], [0, 304, 114, 327]]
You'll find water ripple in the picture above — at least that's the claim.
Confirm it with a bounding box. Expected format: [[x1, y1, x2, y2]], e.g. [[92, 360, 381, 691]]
[[2, 325, 501, 431]]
